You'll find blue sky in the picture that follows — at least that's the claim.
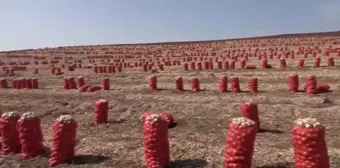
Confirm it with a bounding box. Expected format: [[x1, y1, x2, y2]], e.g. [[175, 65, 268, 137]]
[[0, 0, 340, 51]]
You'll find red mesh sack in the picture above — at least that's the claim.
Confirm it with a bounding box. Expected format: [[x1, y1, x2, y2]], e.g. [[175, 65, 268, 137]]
[[328, 57, 334, 67], [248, 77, 258, 93], [57, 68, 62, 74], [191, 77, 200, 92], [33, 69, 39, 74], [158, 64, 164, 71], [218, 61, 223, 69], [305, 75, 317, 94], [78, 85, 91, 92], [99, 66, 104, 73], [159, 112, 176, 128], [297, 59, 304, 68], [21, 78, 27, 88], [112, 66, 116, 73], [183, 63, 188, 71], [108, 66, 113, 73], [241, 102, 260, 130], [224, 61, 229, 70], [94, 99, 108, 124], [197, 62, 202, 71], [102, 78, 110, 90], [280, 59, 286, 69], [224, 117, 257, 168], [175, 76, 184, 91], [190, 62, 196, 71], [0, 112, 21, 155], [219, 75, 228, 93], [143, 115, 170, 168], [0, 110, 1, 136], [32, 78, 39, 89], [140, 112, 153, 124], [240, 60, 246, 69], [209, 61, 214, 70], [68, 77, 77, 89], [88, 85, 102, 92], [16, 79, 21, 89], [317, 83, 330, 93], [26, 78, 33, 89], [288, 73, 299, 92], [103, 66, 108, 73], [230, 77, 240, 93], [148, 75, 157, 91], [143, 65, 148, 72], [77, 76, 85, 88], [51, 68, 56, 74], [313, 57, 321, 68], [0, 78, 9, 88], [49, 115, 77, 167], [204, 61, 209, 70], [245, 65, 257, 69], [229, 60, 235, 70], [261, 59, 268, 68], [292, 118, 330, 168], [63, 77, 70, 89], [17, 112, 44, 159]]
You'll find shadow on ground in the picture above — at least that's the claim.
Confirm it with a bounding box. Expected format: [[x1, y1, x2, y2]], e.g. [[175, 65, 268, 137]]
[[169, 159, 207, 168], [256, 162, 294, 168], [68, 155, 110, 165], [259, 128, 284, 134]]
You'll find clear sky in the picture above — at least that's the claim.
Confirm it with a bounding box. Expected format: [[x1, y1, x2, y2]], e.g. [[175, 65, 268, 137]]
[[1, 0, 340, 51]]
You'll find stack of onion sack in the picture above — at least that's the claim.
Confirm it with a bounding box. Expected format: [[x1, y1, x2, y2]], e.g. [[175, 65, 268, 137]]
[[77, 76, 85, 88], [50, 115, 77, 167], [149, 75, 157, 91], [64, 77, 77, 89], [94, 99, 109, 124], [292, 118, 330, 168], [197, 62, 202, 70], [141, 112, 176, 128], [288, 73, 299, 92], [175, 76, 184, 91], [230, 76, 241, 93], [191, 77, 200, 92], [224, 117, 257, 168], [280, 59, 286, 69], [261, 59, 268, 68], [102, 78, 110, 90], [0, 112, 21, 155], [241, 102, 260, 131], [183, 63, 188, 71], [248, 77, 258, 93], [313, 57, 321, 68], [17, 112, 44, 159], [297, 59, 304, 68], [328, 57, 334, 67], [305, 75, 317, 94], [143, 114, 170, 168], [219, 75, 228, 93]]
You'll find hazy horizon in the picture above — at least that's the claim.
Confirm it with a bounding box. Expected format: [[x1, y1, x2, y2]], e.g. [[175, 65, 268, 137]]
[[1, 0, 340, 51]]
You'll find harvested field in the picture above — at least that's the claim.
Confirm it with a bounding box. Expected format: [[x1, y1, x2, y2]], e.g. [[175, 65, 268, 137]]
[[1, 33, 340, 167]]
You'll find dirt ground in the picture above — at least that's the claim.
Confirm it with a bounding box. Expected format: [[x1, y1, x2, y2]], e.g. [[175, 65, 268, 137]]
[[1, 40, 340, 168]]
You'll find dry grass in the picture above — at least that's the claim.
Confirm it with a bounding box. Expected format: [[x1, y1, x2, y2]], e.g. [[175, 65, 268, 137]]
[[1, 43, 340, 168]]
